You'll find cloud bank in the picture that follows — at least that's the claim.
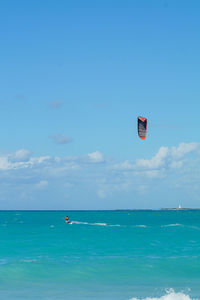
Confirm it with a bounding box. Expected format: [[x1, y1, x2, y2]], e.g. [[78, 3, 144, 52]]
[[115, 143, 199, 174], [0, 143, 200, 209]]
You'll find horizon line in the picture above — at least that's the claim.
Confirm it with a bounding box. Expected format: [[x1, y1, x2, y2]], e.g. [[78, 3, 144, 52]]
[[0, 208, 200, 212]]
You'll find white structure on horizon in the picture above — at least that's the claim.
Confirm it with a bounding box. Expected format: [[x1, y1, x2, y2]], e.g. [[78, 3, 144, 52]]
[[178, 204, 182, 209]]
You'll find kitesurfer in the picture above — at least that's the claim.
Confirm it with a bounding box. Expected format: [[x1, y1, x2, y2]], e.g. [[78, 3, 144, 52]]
[[65, 216, 71, 223]]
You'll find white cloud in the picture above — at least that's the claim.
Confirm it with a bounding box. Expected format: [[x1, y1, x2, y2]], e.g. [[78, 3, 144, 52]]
[[88, 151, 104, 163], [113, 160, 134, 170], [13, 149, 31, 161], [135, 146, 169, 170], [0, 143, 199, 177], [0, 151, 52, 171], [30, 156, 51, 164], [170, 161, 183, 169], [0, 143, 200, 207], [115, 143, 200, 175], [0, 149, 32, 170], [0, 157, 10, 170], [171, 142, 199, 158]]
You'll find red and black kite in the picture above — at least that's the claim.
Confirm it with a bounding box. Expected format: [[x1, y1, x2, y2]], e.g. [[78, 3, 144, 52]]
[[137, 116, 147, 140]]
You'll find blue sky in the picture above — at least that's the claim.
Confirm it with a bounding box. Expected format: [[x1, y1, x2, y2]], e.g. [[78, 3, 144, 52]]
[[0, 0, 200, 209]]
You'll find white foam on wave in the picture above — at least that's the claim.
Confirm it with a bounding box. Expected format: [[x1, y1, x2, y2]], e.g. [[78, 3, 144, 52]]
[[136, 225, 147, 228], [129, 289, 193, 300], [70, 221, 121, 227], [71, 221, 107, 226], [71, 221, 89, 225], [162, 224, 182, 227]]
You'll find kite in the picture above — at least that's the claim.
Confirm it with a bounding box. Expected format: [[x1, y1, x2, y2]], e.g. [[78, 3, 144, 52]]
[[137, 116, 147, 140]]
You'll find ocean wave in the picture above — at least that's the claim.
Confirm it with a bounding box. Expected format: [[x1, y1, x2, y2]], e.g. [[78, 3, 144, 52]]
[[162, 224, 182, 227], [70, 221, 120, 227], [129, 289, 193, 300], [136, 225, 147, 228]]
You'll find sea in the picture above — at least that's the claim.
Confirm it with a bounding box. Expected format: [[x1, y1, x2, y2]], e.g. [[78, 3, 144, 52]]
[[0, 210, 200, 300]]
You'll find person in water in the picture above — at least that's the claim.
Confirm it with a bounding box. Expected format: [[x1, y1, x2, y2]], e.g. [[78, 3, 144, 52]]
[[65, 216, 71, 223]]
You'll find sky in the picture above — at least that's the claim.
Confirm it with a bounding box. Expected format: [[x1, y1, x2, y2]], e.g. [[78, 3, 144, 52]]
[[0, 0, 200, 209]]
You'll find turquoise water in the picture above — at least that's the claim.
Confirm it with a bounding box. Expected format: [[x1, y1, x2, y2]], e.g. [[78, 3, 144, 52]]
[[0, 210, 200, 299]]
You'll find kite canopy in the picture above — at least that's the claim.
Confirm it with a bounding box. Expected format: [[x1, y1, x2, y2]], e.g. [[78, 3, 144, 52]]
[[137, 116, 147, 140]]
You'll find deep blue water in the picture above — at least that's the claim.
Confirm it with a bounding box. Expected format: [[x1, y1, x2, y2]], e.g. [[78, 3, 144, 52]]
[[0, 210, 200, 299]]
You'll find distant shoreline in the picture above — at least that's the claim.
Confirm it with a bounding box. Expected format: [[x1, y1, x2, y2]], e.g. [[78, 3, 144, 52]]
[[116, 208, 200, 211]]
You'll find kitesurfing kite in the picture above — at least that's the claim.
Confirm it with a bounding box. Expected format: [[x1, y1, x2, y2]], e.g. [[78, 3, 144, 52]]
[[137, 116, 147, 140]]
